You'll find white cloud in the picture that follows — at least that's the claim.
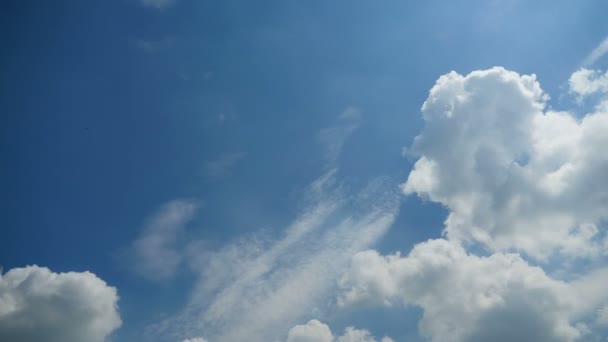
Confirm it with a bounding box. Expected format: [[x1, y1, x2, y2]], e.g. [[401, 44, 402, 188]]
[[182, 338, 208, 342], [140, 0, 175, 9], [338, 239, 595, 342], [204, 152, 246, 181], [287, 320, 333, 342], [569, 68, 608, 100], [131, 199, 200, 281], [403, 67, 608, 260], [336, 327, 394, 342], [583, 36, 608, 66], [0, 265, 121, 342], [286, 320, 393, 342], [567, 267, 608, 316]]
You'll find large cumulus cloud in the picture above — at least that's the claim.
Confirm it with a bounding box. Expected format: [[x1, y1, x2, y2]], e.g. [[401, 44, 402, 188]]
[[403, 67, 608, 259], [337, 67, 608, 342], [0, 265, 121, 342]]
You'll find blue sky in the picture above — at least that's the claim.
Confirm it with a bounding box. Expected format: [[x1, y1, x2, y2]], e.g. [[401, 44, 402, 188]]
[[2, 1, 608, 342]]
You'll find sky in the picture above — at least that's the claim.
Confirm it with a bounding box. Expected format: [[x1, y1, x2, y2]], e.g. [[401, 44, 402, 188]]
[[1, 1, 608, 341]]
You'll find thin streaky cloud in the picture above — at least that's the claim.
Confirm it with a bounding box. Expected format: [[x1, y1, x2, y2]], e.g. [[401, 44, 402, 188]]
[[204, 152, 246, 181], [143, 113, 399, 342], [130, 199, 200, 282], [317, 106, 361, 164], [145, 171, 399, 342], [583, 36, 608, 66]]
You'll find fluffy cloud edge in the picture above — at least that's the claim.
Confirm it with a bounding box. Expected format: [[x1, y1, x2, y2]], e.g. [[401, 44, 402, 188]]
[[287, 319, 393, 342], [338, 238, 608, 342], [182, 338, 209, 342], [0, 265, 121, 342]]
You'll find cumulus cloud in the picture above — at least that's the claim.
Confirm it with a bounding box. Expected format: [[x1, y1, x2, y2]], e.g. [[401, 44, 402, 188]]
[[403, 67, 608, 259], [569, 68, 608, 103], [336, 327, 394, 342], [338, 239, 593, 342], [131, 199, 200, 281], [0, 265, 121, 342], [287, 320, 333, 342], [286, 320, 393, 342]]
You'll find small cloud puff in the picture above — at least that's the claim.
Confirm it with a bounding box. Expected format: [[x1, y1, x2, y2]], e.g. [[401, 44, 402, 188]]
[[569, 68, 608, 100], [287, 320, 393, 342]]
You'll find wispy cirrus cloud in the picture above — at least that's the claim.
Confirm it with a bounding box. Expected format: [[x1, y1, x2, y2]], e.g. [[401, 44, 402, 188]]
[[317, 107, 361, 164], [148, 170, 399, 342], [130, 199, 200, 282], [203, 152, 246, 182], [143, 108, 400, 342], [583, 36, 608, 66]]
